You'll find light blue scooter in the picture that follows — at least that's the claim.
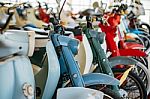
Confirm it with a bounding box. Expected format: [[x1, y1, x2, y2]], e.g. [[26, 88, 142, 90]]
[[0, 31, 35, 99], [0, 11, 35, 99]]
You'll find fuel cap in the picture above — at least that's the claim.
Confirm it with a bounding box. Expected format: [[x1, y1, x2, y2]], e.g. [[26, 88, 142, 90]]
[[23, 83, 34, 97]]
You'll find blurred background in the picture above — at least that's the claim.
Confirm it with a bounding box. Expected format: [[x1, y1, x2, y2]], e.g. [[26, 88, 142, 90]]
[[1, 0, 150, 24]]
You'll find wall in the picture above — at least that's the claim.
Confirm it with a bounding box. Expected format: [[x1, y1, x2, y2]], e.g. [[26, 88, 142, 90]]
[[139, 0, 150, 24]]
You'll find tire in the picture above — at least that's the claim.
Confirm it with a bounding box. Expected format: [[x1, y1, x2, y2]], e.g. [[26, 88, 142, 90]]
[[138, 34, 150, 52], [131, 57, 150, 94], [93, 58, 150, 94], [139, 23, 150, 34], [133, 56, 148, 67], [113, 69, 147, 99], [87, 85, 122, 99]]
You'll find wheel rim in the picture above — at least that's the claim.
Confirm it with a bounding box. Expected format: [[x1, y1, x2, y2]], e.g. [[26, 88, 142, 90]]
[[132, 66, 148, 90], [120, 75, 142, 99], [114, 71, 145, 99]]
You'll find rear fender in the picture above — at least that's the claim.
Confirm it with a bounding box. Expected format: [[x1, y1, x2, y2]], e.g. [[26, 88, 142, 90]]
[[119, 49, 147, 57]]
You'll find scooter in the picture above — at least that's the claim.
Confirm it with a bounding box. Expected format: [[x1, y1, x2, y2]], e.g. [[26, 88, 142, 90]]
[[75, 9, 147, 98], [35, 1, 50, 23], [0, 10, 35, 99], [127, 1, 150, 34], [119, 14, 150, 55], [0, 3, 51, 36], [98, 4, 150, 94]]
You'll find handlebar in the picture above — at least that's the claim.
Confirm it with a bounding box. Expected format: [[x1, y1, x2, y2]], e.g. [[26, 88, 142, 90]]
[[6, 2, 26, 14], [109, 3, 128, 13], [0, 2, 12, 6]]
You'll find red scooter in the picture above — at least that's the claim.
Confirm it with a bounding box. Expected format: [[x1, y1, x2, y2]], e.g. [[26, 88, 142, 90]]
[[36, 1, 50, 23], [98, 5, 150, 94]]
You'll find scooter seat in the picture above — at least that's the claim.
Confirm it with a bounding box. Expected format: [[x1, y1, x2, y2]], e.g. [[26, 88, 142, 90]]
[[35, 34, 49, 47], [24, 26, 49, 35], [79, 9, 102, 17], [89, 30, 105, 44], [65, 27, 83, 41], [0, 13, 13, 31], [125, 42, 145, 49], [65, 27, 82, 36]]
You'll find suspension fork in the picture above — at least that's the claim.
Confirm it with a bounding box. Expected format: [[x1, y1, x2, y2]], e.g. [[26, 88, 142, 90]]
[[59, 46, 85, 87], [92, 39, 120, 93], [85, 30, 121, 96]]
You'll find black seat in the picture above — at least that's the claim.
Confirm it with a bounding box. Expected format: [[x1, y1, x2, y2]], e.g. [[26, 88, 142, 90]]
[[24, 26, 49, 35], [89, 30, 105, 44], [0, 13, 13, 31], [79, 9, 102, 17], [0, 2, 5, 6], [64, 27, 82, 36]]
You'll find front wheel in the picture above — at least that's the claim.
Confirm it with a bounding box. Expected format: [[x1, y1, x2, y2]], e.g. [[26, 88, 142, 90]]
[[113, 69, 147, 99]]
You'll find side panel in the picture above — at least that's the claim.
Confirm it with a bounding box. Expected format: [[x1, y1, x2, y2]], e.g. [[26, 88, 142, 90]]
[[0, 56, 35, 99]]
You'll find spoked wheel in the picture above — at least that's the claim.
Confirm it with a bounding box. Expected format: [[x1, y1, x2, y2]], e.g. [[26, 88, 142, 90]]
[[87, 85, 122, 99], [132, 37, 145, 52], [138, 34, 150, 52], [113, 69, 147, 99], [139, 23, 150, 34], [133, 56, 148, 67], [131, 57, 150, 94], [136, 27, 150, 53]]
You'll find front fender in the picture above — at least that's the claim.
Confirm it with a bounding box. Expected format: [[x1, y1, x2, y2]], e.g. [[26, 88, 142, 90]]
[[57, 87, 104, 99], [109, 56, 137, 68], [82, 73, 120, 86]]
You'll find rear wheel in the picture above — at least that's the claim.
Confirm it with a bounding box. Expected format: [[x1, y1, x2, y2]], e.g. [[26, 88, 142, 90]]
[[131, 57, 150, 93]]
